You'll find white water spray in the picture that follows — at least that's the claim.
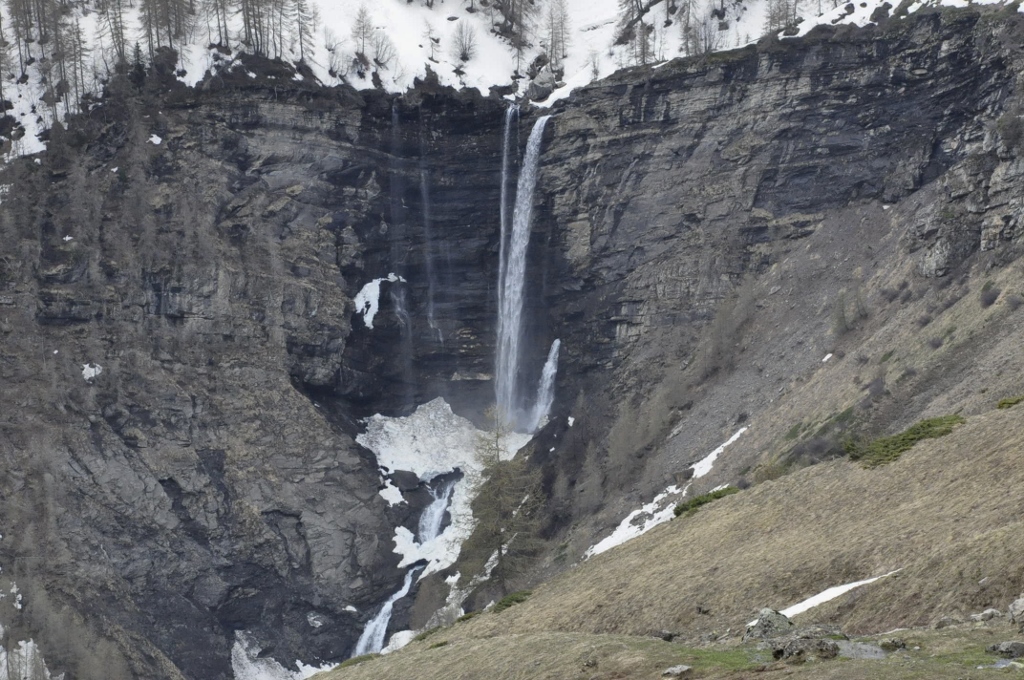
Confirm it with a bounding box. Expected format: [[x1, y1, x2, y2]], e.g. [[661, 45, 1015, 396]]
[[417, 478, 456, 544], [496, 115, 551, 429], [353, 567, 422, 656], [497, 104, 519, 310], [526, 339, 560, 432]]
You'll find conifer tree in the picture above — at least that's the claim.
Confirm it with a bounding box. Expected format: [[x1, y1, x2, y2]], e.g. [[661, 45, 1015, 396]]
[[465, 408, 544, 595]]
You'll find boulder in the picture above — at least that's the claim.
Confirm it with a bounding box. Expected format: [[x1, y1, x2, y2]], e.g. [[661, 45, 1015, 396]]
[[879, 637, 906, 652], [987, 641, 1024, 658], [970, 608, 1003, 622], [744, 609, 794, 640], [933, 615, 963, 629], [1009, 595, 1024, 625], [662, 665, 693, 678]]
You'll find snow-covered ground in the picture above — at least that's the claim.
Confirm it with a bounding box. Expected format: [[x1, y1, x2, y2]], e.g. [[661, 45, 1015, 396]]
[[2, 0, 1016, 159], [584, 427, 747, 558]]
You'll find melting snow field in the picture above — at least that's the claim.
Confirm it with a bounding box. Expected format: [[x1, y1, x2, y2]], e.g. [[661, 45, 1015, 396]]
[[231, 632, 334, 680], [584, 427, 747, 558], [357, 398, 532, 578]]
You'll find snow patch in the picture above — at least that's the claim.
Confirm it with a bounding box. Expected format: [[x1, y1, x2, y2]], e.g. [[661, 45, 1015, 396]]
[[81, 363, 103, 382], [747, 570, 902, 625], [584, 484, 688, 558], [0, 639, 56, 680], [381, 630, 417, 654], [353, 273, 405, 329], [357, 398, 531, 579], [149, 134, 162, 145], [231, 631, 334, 680], [62, 235, 73, 242], [691, 427, 747, 479], [567, 416, 575, 427], [378, 478, 405, 506], [822, 353, 833, 363], [584, 428, 748, 558]]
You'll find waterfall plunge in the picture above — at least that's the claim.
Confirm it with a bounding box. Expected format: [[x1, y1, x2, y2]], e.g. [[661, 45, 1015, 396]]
[[495, 115, 551, 431], [352, 566, 423, 656], [526, 339, 560, 433], [418, 478, 456, 544]]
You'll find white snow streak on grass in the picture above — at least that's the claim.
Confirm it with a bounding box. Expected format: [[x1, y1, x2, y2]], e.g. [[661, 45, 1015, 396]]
[[357, 398, 531, 579], [692, 427, 747, 479], [747, 570, 903, 625], [585, 427, 748, 558], [584, 484, 687, 558]]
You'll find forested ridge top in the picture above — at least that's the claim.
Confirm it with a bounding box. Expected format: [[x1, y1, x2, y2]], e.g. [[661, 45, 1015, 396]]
[[0, 0, 1017, 157]]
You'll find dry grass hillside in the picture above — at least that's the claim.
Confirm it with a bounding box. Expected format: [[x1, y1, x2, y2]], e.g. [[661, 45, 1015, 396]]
[[323, 403, 1024, 679]]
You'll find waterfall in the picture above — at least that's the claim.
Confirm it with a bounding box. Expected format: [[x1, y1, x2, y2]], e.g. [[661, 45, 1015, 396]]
[[496, 115, 550, 430], [420, 165, 442, 344], [390, 101, 415, 412], [417, 478, 456, 543], [526, 339, 560, 432], [498, 104, 519, 310], [353, 566, 423, 656]]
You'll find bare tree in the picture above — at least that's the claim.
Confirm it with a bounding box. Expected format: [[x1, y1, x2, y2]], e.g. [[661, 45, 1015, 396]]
[[371, 28, 394, 68], [423, 20, 439, 61], [544, 0, 570, 73], [453, 21, 476, 62]]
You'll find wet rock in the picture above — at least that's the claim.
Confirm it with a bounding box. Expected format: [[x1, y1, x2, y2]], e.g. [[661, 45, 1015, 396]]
[[772, 638, 840, 662], [987, 641, 1024, 658], [879, 637, 906, 651], [1009, 595, 1024, 626], [837, 641, 888, 659]]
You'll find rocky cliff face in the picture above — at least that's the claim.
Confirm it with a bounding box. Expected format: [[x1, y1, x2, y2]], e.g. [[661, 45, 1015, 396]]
[[527, 7, 1024, 554], [2, 8, 1024, 677], [0, 68, 511, 678]]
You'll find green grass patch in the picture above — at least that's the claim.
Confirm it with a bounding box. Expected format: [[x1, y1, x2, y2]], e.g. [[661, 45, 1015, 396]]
[[849, 415, 966, 468], [337, 653, 380, 669], [676, 645, 770, 671], [880, 350, 895, 363], [674, 487, 740, 517], [784, 423, 803, 441], [428, 640, 449, 649], [413, 626, 442, 642], [456, 611, 479, 623], [492, 591, 531, 613], [997, 395, 1024, 410]]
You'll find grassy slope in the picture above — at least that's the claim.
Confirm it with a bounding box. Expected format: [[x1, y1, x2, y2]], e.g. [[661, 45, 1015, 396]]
[[323, 405, 1024, 679]]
